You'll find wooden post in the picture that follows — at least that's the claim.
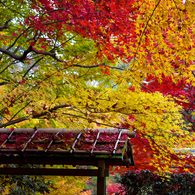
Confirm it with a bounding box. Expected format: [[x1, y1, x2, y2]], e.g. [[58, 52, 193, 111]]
[[97, 174, 106, 195], [97, 160, 106, 195]]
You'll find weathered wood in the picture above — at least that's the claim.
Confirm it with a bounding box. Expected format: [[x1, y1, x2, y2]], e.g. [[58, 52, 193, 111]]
[[98, 160, 105, 177], [0, 129, 15, 149], [22, 129, 38, 152], [113, 130, 123, 154], [70, 131, 82, 153], [97, 176, 106, 195], [0, 128, 136, 137], [97, 160, 106, 195], [0, 168, 99, 176], [91, 131, 101, 153], [0, 156, 133, 167], [45, 131, 59, 152]]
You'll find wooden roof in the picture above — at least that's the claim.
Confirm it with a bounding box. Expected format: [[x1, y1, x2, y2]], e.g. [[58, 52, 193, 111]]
[[0, 128, 135, 168]]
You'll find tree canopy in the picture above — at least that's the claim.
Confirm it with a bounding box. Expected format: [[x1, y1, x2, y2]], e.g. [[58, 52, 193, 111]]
[[0, 0, 195, 173]]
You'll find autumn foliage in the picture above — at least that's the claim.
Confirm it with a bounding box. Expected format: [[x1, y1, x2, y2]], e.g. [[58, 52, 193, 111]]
[[0, 0, 195, 175]]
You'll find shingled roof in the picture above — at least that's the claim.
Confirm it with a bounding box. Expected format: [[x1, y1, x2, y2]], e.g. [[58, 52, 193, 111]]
[[0, 128, 135, 167], [0, 128, 136, 195]]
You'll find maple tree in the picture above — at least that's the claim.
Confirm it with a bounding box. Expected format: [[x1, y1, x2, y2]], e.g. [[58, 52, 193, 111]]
[[123, 75, 195, 173], [115, 76, 195, 174], [0, 0, 195, 175], [45, 168, 92, 195]]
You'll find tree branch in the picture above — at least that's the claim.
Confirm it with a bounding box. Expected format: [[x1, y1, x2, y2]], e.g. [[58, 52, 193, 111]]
[[0, 19, 11, 31], [0, 116, 29, 128], [32, 48, 65, 63], [61, 112, 118, 128], [0, 104, 71, 128], [8, 101, 32, 122], [73, 63, 124, 70], [0, 46, 33, 62], [23, 57, 43, 78], [7, 33, 24, 50], [0, 81, 9, 86], [0, 45, 124, 71], [28, 48, 126, 70], [0, 47, 19, 59], [134, 0, 161, 57], [0, 103, 118, 128]]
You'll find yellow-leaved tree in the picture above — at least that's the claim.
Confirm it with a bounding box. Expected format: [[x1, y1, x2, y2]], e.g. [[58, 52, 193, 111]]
[[0, 0, 195, 176]]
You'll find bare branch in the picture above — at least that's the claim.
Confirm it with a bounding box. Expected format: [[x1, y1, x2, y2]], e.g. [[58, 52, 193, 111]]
[[0, 102, 118, 128], [36, 104, 71, 117]]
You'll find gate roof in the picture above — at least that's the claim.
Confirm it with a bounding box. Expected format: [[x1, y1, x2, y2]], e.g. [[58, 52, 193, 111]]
[[0, 128, 135, 167]]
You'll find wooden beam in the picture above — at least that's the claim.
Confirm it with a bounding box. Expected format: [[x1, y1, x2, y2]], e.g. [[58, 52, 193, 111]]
[[0, 168, 99, 176], [0, 156, 132, 167], [0, 128, 136, 137]]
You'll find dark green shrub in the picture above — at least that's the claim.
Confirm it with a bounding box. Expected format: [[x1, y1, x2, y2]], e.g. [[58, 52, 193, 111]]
[[118, 170, 195, 195]]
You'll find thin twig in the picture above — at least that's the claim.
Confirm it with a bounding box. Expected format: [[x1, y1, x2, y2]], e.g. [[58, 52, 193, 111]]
[[134, 0, 162, 57], [23, 57, 43, 78]]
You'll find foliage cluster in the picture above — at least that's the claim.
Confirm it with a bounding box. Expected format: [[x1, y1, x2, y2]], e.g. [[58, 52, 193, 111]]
[[46, 172, 92, 195], [0, 164, 53, 195], [107, 181, 124, 195], [118, 170, 195, 195]]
